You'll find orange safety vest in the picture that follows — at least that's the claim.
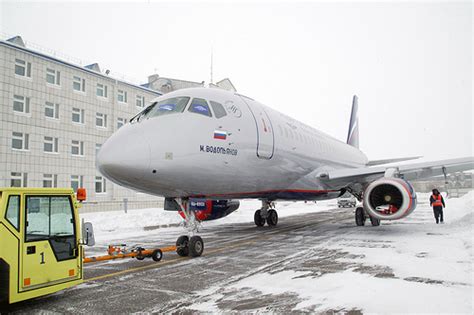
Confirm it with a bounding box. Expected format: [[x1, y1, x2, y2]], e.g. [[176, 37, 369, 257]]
[[432, 194, 443, 207]]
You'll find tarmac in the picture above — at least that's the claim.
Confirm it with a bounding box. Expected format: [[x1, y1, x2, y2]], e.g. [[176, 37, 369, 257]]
[[1, 202, 470, 313]]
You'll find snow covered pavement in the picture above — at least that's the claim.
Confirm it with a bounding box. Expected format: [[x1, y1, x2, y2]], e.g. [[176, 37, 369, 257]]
[[4, 191, 472, 314]]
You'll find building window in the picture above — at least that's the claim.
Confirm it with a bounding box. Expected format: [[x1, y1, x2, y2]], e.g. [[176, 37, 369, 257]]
[[43, 174, 58, 188], [71, 140, 84, 156], [96, 83, 108, 98], [118, 90, 127, 103], [12, 132, 29, 150], [13, 95, 30, 114], [95, 176, 106, 193], [15, 58, 31, 77], [96, 112, 107, 128], [73, 76, 86, 92], [11, 172, 27, 187], [136, 95, 145, 108], [45, 101, 59, 119], [95, 143, 102, 155], [71, 175, 84, 192], [117, 117, 126, 129], [72, 108, 85, 124], [44, 136, 59, 153], [46, 68, 61, 85]]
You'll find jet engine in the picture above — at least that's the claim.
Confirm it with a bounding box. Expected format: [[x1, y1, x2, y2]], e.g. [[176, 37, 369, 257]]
[[362, 178, 417, 220], [178, 199, 240, 221]]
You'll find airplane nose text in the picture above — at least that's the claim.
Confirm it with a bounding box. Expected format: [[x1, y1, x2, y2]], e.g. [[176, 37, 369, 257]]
[[97, 128, 151, 184]]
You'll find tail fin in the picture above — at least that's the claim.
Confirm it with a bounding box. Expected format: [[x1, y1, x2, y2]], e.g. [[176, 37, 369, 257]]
[[346, 95, 359, 149]]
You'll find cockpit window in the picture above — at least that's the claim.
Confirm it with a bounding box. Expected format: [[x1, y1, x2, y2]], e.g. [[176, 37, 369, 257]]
[[210, 101, 227, 119], [188, 98, 212, 117], [148, 97, 190, 118]]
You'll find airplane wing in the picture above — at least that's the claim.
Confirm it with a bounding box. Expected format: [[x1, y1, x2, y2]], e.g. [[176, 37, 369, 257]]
[[319, 157, 474, 188]]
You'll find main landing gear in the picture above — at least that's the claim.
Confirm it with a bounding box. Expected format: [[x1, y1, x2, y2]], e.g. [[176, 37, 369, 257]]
[[254, 200, 278, 227], [355, 207, 380, 227], [175, 198, 204, 257]]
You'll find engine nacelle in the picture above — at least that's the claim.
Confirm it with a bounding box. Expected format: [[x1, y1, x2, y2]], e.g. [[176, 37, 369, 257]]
[[363, 178, 417, 220], [179, 199, 240, 221]]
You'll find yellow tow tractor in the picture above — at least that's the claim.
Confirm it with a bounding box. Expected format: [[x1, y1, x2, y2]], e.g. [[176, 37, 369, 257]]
[[0, 187, 96, 304], [0, 187, 176, 304]]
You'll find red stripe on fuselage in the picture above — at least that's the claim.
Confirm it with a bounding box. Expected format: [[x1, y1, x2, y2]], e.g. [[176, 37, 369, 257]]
[[189, 189, 339, 199]]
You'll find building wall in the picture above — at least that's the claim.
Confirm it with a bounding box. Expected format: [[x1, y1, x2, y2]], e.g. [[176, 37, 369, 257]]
[[0, 41, 164, 212]]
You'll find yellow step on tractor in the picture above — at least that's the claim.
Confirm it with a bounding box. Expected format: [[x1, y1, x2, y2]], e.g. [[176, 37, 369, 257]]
[[0, 187, 95, 304]]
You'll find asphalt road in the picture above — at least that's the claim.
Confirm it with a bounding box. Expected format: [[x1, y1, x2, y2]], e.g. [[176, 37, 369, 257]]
[[1, 207, 373, 314]]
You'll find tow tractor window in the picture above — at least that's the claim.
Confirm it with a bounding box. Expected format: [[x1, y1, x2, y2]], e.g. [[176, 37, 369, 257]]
[[147, 97, 190, 119], [5, 195, 20, 231], [210, 101, 227, 119], [25, 196, 76, 260], [188, 98, 212, 117]]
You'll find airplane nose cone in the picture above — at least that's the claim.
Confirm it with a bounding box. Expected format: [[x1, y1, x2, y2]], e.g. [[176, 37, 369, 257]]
[[97, 127, 150, 183]]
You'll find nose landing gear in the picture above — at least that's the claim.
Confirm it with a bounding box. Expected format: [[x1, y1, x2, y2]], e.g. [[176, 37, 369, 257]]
[[175, 198, 204, 257], [254, 200, 278, 227]]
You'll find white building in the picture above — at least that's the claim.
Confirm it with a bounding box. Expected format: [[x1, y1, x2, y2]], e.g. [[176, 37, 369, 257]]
[[0, 36, 164, 212]]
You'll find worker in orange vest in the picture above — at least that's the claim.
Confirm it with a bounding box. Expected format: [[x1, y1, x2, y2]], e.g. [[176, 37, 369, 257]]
[[429, 188, 446, 224]]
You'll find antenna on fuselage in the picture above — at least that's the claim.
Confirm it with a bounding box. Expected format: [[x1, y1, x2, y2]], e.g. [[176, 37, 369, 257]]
[[210, 47, 214, 84]]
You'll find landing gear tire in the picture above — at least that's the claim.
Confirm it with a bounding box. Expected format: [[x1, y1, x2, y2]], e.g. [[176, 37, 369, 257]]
[[189, 236, 204, 257], [176, 235, 189, 257], [254, 210, 266, 227], [267, 209, 278, 226], [370, 216, 381, 227], [355, 207, 366, 226], [152, 249, 163, 262]]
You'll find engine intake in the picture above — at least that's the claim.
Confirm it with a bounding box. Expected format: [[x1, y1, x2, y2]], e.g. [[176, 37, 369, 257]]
[[363, 178, 417, 220]]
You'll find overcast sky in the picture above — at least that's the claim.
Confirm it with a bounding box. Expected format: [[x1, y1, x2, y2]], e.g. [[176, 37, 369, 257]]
[[1, 1, 472, 161]]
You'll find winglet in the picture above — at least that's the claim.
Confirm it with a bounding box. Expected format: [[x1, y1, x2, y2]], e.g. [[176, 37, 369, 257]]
[[346, 95, 359, 148]]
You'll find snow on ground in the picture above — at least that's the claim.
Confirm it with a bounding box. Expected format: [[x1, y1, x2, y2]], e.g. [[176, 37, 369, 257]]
[[80, 192, 473, 313], [80, 199, 337, 242], [191, 191, 473, 313]]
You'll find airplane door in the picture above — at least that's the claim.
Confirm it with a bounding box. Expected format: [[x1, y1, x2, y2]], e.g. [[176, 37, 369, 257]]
[[240, 96, 274, 159]]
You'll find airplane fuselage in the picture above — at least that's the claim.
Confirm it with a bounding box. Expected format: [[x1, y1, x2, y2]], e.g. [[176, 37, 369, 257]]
[[97, 88, 368, 201]]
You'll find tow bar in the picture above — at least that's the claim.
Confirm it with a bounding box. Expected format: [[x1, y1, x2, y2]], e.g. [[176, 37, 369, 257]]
[[83, 244, 177, 264]]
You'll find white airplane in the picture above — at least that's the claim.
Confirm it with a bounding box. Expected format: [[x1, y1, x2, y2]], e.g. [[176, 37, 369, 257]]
[[97, 87, 473, 257]]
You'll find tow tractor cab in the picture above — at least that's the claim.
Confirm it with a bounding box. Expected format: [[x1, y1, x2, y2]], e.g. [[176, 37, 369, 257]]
[[0, 187, 94, 304]]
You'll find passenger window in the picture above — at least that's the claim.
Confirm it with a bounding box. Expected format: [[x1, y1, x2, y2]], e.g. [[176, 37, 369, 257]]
[[188, 98, 212, 117], [210, 101, 227, 119], [147, 97, 190, 119], [5, 195, 20, 231]]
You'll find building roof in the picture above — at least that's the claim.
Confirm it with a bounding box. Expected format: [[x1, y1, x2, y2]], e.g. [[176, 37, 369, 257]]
[[1, 38, 162, 96]]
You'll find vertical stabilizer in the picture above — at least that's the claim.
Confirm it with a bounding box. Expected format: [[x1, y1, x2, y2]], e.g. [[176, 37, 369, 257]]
[[346, 95, 359, 148]]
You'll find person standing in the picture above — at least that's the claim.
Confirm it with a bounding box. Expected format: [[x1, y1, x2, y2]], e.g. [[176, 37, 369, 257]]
[[430, 188, 446, 224]]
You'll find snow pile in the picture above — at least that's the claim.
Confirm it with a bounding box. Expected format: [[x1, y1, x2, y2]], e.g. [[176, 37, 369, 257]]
[[445, 190, 473, 226]]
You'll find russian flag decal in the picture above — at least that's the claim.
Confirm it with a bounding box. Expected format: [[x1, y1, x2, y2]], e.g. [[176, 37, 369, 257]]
[[214, 130, 227, 140]]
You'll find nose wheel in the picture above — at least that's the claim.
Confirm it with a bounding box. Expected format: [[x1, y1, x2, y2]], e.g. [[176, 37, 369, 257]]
[[176, 235, 204, 257], [254, 200, 278, 227], [175, 198, 204, 257]]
